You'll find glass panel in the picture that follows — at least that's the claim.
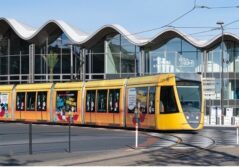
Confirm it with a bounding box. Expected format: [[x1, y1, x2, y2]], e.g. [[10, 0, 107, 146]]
[[105, 34, 120, 74], [177, 82, 201, 113], [10, 56, 20, 74], [148, 37, 201, 74], [97, 90, 107, 112], [16, 92, 25, 111], [235, 80, 239, 100], [121, 52, 135, 73], [128, 88, 136, 113], [0, 56, 8, 75], [136, 87, 148, 114], [9, 31, 29, 55], [37, 92, 47, 111], [26, 92, 36, 111], [56, 91, 77, 113], [108, 89, 120, 113], [215, 78, 221, 99], [235, 52, 239, 72], [92, 53, 104, 73], [0, 35, 8, 55], [21, 55, 29, 74], [176, 52, 201, 73], [0, 93, 9, 117], [148, 87, 156, 114], [121, 35, 136, 73], [86, 90, 96, 112], [160, 86, 178, 113], [62, 53, 70, 74]]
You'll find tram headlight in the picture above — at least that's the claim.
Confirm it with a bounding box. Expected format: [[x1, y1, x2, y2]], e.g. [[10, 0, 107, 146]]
[[196, 116, 199, 120], [186, 116, 189, 120]]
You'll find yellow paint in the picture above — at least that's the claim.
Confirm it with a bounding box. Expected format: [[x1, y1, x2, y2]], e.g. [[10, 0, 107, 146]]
[[16, 83, 53, 90], [0, 74, 204, 131]]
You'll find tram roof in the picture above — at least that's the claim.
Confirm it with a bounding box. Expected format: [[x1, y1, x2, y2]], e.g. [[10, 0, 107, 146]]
[[15, 83, 53, 91], [0, 85, 15, 92]]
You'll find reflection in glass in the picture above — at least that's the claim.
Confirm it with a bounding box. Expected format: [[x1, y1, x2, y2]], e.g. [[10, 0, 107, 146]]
[[136, 87, 147, 114], [26, 92, 36, 111], [177, 82, 201, 113], [16, 92, 25, 111], [108, 89, 120, 113], [160, 86, 178, 113], [97, 90, 107, 112], [148, 37, 202, 74], [86, 90, 96, 112], [37, 92, 47, 111], [148, 87, 156, 114]]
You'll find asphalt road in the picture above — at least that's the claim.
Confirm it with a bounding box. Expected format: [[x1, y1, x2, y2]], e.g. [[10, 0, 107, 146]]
[[0, 122, 238, 166], [0, 122, 148, 155]]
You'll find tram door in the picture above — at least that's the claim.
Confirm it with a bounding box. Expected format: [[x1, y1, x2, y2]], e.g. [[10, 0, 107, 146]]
[[156, 86, 179, 130], [126, 87, 156, 129], [85, 90, 96, 124]]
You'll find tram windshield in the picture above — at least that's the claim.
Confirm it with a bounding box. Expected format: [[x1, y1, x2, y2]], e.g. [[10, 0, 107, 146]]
[[176, 81, 201, 113]]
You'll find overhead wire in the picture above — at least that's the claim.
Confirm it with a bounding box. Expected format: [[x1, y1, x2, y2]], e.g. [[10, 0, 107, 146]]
[[123, 0, 239, 40], [126, 0, 198, 36]]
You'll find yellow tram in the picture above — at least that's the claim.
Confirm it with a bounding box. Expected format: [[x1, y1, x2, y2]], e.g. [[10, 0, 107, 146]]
[[0, 74, 204, 130]]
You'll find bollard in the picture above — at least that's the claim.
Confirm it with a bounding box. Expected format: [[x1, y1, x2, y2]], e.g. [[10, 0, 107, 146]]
[[135, 120, 138, 149], [29, 123, 32, 155], [237, 124, 239, 145], [68, 116, 71, 153]]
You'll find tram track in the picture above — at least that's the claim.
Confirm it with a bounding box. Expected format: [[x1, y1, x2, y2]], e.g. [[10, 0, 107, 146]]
[[31, 130, 238, 166], [160, 133, 216, 160]]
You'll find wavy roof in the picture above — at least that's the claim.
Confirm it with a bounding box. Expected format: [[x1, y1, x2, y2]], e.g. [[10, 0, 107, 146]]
[[0, 17, 239, 49]]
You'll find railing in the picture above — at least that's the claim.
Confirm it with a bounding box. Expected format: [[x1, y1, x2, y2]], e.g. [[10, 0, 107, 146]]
[[0, 72, 141, 84]]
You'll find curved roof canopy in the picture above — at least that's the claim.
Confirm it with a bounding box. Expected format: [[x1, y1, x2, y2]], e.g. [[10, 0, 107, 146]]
[[0, 17, 239, 49]]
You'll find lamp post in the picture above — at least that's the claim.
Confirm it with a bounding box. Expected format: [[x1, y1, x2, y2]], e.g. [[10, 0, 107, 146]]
[[217, 21, 224, 125]]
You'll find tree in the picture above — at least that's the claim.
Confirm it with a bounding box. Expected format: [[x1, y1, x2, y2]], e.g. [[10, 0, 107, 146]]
[[46, 51, 58, 82]]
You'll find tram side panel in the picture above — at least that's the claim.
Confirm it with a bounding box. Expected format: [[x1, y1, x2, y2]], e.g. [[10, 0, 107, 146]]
[[14, 84, 52, 122], [14, 90, 51, 122], [126, 86, 156, 129], [52, 82, 84, 124], [84, 87, 124, 127], [0, 85, 15, 121], [52, 89, 82, 124]]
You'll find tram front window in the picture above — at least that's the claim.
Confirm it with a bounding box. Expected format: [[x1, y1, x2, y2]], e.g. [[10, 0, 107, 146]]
[[177, 82, 201, 113]]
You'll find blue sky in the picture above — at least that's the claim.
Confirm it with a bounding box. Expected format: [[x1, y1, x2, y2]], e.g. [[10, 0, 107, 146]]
[[0, 0, 239, 40]]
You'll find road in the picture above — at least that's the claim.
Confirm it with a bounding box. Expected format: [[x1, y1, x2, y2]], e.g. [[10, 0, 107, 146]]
[[0, 122, 238, 166]]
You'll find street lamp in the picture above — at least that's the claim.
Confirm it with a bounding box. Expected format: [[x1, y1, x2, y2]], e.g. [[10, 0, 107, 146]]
[[217, 21, 224, 125]]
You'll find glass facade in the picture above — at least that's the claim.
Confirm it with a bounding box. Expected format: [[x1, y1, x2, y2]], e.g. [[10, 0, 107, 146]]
[[204, 41, 239, 125], [104, 33, 140, 78], [35, 33, 82, 82], [145, 37, 202, 74], [0, 28, 82, 83], [0, 28, 29, 84]]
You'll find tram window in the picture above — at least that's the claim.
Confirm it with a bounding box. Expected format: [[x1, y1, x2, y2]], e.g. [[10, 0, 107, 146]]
[[136, 87, 147, 114], [86, 90, 96, 112], [37, 92, 47, 111], [148, 87, 156, 114], [97, 90, 107, 112], [108, 89, 120, 113], [160, 86, 178, 113], [0, 93, 9, 114], [56, 91, 77, 113], [26, 92, 36, 111], [16, 92, 25, 111]]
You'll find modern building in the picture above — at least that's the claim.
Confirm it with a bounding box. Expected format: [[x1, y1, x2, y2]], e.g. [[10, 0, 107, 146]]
[[0, 18, 239, 126]]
